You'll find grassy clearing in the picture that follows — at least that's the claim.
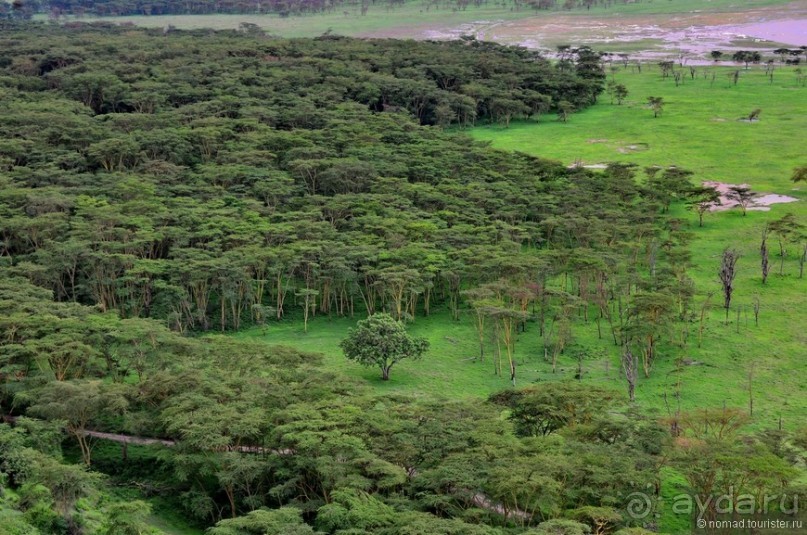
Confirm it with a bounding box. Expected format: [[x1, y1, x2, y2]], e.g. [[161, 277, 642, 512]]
[[44, 0, 797, 36], [472, 65, 806, 192], [471, 64, 807, 427], [239, 64, 806, 429]]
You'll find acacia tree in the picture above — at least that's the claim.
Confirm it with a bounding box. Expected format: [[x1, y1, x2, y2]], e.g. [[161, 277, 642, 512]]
[[768, 214, 804, 276], [462, 287, 494, 361], [340, 313, 428, 381], [26, 380, 128, 466], [614, 84, 628, 105], [295, 288, 319, 333], [556, 100, 574, 123], [687, 186, 721, 227], [792, 165, 807, 183], [726, 186, 755, 216], [482, 304, 528, 386], [624, 291, 675, 377], [647, 96, 664, 118]]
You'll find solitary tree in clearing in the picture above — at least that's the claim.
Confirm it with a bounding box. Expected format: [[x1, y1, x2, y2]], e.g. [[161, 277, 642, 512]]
[[614, 83, 628, 105], [726, 185, 755, 216], [647, 96, 664, 118], [556, 100, 574, 123], [340, 313, 428, 381], [792, 164, 807, 183], [687, 186, 721, 227]]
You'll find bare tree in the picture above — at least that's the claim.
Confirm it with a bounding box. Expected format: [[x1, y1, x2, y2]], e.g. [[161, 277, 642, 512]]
[[761, 225, 769, 284], [719, 249, 740, 322], [621, 346, 638, 402], [800, 240, 807, 279]]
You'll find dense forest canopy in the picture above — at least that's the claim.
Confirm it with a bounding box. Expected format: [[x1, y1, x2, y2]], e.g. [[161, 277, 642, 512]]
[[0, 22, 805, 535], [0, 24, 606, 335]]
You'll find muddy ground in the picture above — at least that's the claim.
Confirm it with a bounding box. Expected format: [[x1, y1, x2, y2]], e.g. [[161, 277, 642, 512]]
[[360, 1, 807, 61]]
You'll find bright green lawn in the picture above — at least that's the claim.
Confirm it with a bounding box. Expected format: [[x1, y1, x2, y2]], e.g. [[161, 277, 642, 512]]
[[44, 0, 797, 37], [239, 65, 806, 429], [472, 66, 806, 192]]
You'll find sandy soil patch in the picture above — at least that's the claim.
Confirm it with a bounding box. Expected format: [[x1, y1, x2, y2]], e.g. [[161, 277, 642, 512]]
[[617, 143, 649, 154], [703, 181, 799, 212], [567, 163, 609, 169]]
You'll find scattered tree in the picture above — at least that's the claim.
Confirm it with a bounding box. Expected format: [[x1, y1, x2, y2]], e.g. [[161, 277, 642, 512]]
[[647, 96, 664, 118], [340, 313, 428, 381], [687, 186, 721, 227], [726, 185, 755, 216], [557, 100, 574, 123], [718, 249, 740, 322], [761, 225, 770, 284]]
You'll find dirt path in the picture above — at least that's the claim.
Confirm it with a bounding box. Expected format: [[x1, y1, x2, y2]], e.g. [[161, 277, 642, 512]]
[[84, 429, 176, 447]]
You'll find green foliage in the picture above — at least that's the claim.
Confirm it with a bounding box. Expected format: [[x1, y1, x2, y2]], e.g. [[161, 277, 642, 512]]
[[207, 507, 316, 535], [99, 500, 162, 535], [566, 506, 623, 534], [340, 314, 428, 380], [0, 504, 41, 535], [528, 519, 591, 535], [315, 489, 396, 532], [490, 383, 616, 437], [26, 380, 129, 466]]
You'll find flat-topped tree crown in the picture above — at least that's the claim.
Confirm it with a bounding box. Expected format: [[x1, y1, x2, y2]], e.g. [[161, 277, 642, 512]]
[[340, 313, 428, 381]]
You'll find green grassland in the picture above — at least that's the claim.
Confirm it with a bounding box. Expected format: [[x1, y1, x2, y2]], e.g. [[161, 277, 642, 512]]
[[45, 0, 798, 37], [239, 64, 807, 428]]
